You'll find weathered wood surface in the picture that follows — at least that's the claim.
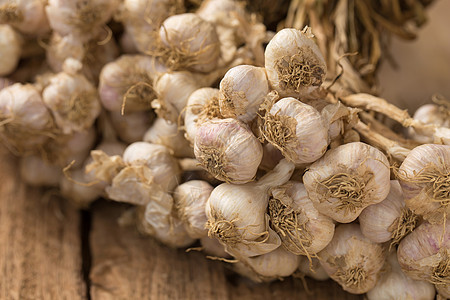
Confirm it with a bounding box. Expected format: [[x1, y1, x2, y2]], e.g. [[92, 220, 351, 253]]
[[90, 202, 363, 300], [0, 146, 86, 300]]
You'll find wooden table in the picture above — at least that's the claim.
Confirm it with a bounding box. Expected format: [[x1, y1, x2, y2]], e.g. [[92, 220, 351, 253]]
[[0, 146, 362, 299]]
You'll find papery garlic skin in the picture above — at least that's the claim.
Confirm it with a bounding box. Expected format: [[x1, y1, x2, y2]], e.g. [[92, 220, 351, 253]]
[[0, 25, 21, 76], [319, 223, 387, 294], [143, 117, 193, 158], [297, 256, 329, 281], [262, 97, 329, 165], [218, 65, 268, 123], [359, 180, 418, 245], [20, 155, 61, 187], [409, 104, 450, 144], [0, 83, 54, 150], [265, 28, 326, 97], [184, 87, 221, 143], [42, 72, 101, 134], [303, 142, 391, 223], [45, 0, 119, 40], [110, 110, 154, 144], [397, 221, 450, 285], [367, 252, 436, 300], [158, 13, 220, 73], [152, 71, 200, 123], [99, 55, 164, 112], [194, 118, 263, 184], [174, 180, 213, 239], [269, 181, 335, 256], [398, 144, 450, 225], [206, 159, 294, 257], [0, 0, 50, 35], [123, 142, 180, 192]]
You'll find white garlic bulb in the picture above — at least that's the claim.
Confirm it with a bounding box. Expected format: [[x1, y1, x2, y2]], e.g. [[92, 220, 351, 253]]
[[152, 71, 200, 123], [110, 110, 154, 144], [174, 180, 213, 239], [184, 87, 221, 143], [20, 155, 61, 187], [265, 28, 326, 97], [359, 180, 418, 245], [45, 0, 120, 40], [303, 142, 391, 223], [143, 117, 194, 158], [218, 65, 269, 123], [367, 251, 436, 300], [261, 97, 328, 165], [42, 71, 101, 134], [268, 181, 335, 256], [206, 159, 294, 257], [409, 104, 450, 144], [297, 256, 329, 281], [0, 0, 50, 35], [0, 25, 21, 76], [398, 144, 450, 225], [194, 118, 263, 184], [157, 13, 220, 73], [397, 221, 450, 285], [0, 83, 54, 151], [122, 142, 180, 192], [319, 223, 387, 294], [99, 55, 165, 112]]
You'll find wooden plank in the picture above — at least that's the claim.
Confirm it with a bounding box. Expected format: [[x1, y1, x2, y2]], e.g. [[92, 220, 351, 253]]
[[90, 202, 362, 300], [0, 146, 86, 300]]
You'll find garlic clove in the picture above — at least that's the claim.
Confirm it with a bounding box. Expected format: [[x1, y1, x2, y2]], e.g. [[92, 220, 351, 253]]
[[218, 65, 269, 123], [268, 181, 335, 256], [359, 180, 418, 245], [303, 142, 391, 223], [397, 144, 450, 225], [264, 28, 326, 98], [319, 223, 387, 294], [261, 97, 329, 165], [194, 118, 263, 184], [173, 180, 213, 239]]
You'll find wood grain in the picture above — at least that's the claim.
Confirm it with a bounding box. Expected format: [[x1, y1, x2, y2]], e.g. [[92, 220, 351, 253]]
[[0, 146, 86, 300], [90, 201, 363, 300]]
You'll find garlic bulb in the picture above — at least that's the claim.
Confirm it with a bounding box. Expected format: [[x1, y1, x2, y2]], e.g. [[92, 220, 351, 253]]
[[194, 118, 263, 183], [303, 142, 391, 223], [184, 87, 221, 143], [173, 180, 213, 239], [206, 159, 294, 257], [45, 0, 120, 40], [152, 71, 200, 123], [409, 104, 450, 144], [218, 65, 268, 123], [110, 110, 154, 144], [367, 251, 436, 300], [46, 32, 119, 84], [261, 97, 329, 165], [143, 117, 193, 158], [265, 28, 326, 97], [268, 181, 335, 256], [359, 180, 418, 246], [397, 144, 450, 225], [20, 155, 61, 187], [297, 256, 329, 281], [122, 141, 180, 192], [0, 83, 54, 151], [319, 223, 387, 294], [237, 247, 299, 281], [99, 55, 165, 112], [0, 25, 21, 76], [42, 71, 101, 134], [397, 221, 450, 286], [157, 13, 220, 73], [200, 237, 230, 258], [0, 0, 50, 35]]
